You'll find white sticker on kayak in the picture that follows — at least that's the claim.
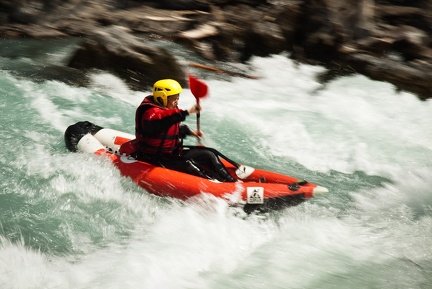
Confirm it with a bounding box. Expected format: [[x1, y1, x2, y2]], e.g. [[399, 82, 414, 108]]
[[120, 154, 138, 164], [236, 165, 255, 179], [247, 187, 264, 204]]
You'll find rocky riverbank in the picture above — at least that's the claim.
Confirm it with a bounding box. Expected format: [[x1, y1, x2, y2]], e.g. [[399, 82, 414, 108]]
[[1, 0, 431, 100]]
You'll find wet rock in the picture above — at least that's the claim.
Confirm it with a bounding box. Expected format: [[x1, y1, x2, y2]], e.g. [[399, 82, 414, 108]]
[[153, 0, 210, 10], [67, 26, 186, 90], [346, 53, 432, 100], [176, 4, 293, 62], [391, 26, 432, 61]]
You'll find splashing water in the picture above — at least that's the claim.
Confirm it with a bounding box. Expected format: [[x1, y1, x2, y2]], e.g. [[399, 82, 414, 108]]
[[1, 42, 431, 289]]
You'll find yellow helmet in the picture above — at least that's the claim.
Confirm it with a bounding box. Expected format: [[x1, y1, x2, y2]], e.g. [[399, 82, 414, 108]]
[[152, 79, 183, 106]]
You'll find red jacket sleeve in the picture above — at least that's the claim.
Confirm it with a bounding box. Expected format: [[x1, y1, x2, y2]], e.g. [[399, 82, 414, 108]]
[[141, 107, 189, 135]]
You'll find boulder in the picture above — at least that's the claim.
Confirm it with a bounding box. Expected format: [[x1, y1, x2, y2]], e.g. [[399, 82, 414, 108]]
[[346, 53, 432, 100], [175, 4, 292, 62], [67, 26, 187, 91], [226, 4, 287, 60]]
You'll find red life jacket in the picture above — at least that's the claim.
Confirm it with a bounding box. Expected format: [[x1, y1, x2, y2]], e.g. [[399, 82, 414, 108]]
[[135, 96, 186, 155]]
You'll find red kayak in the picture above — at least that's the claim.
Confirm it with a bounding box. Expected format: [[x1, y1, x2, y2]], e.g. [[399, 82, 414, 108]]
[[65, 121, 328, 213]]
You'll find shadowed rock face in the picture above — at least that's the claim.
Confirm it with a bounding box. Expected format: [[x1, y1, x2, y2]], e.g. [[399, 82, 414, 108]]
[[67, 26, 187, 91], [0, 0, 431, 100]]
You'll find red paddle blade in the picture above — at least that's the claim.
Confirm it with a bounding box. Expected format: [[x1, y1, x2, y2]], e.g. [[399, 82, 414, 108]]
[[188, 74, 208, 99]]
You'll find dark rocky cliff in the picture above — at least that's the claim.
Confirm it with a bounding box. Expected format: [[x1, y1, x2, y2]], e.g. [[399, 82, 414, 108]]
[[1, 0, 431, 100]]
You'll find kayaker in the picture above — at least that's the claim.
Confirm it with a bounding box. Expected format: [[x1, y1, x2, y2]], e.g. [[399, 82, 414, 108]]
[[120, 79, 237, 182]]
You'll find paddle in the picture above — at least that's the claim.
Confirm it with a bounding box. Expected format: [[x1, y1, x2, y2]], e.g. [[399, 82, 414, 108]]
[[186, 76, 254, 177], [188, 74, 208, 143]]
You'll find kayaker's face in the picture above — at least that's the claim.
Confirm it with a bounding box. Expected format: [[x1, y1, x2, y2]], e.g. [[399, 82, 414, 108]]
[[167, 94, 179, 109]]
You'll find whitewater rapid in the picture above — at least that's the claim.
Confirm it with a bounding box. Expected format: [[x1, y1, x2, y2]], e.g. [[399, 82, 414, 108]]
[[1, 49, 431, 289]]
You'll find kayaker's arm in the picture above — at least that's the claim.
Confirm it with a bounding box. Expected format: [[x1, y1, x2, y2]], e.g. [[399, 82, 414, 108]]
[[179, 125, 202, 140], [141, 106, 198, 136], [141, 109, 185, 134], [179, 125, 192, 138]]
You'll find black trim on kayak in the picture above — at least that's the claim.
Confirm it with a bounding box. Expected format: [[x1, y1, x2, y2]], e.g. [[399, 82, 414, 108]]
[[182, 145, 241, 169], [64, 121, 103, 152]]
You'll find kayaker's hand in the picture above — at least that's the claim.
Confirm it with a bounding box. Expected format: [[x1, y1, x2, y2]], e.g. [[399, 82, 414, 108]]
[[190, 129, 203, 140], [187, 104, 202, 115]]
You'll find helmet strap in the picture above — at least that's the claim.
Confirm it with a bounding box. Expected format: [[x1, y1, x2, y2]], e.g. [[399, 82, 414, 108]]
[[155, 96, 165, 106]]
